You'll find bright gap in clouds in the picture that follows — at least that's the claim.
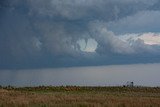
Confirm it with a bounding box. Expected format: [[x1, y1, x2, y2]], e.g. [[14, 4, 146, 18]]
[[77, 38, 98, 52], [139, 33, 160, 45], [119, 32, 160, 45]]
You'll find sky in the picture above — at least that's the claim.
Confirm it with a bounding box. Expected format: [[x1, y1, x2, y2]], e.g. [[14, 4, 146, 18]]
[[0, 0, 160, 69], [1, 63, 160, 86]]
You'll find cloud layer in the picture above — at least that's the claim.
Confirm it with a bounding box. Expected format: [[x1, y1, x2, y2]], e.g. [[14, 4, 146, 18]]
[[0, 0, 160, 69]]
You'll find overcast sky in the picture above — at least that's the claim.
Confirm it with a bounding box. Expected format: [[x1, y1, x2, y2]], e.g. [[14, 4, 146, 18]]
[[1, 63, 160, 86], [1, 0, 160, 69]]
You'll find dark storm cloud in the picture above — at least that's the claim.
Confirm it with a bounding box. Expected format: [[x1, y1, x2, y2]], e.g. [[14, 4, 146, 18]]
[[0, 0, 160, 69]]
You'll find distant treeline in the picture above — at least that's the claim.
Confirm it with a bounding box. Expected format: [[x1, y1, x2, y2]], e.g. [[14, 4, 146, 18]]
[[1, 85, 160, 93]]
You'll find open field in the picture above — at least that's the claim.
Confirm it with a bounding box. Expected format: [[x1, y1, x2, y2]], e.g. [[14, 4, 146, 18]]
[[1, 86, 160, 107]]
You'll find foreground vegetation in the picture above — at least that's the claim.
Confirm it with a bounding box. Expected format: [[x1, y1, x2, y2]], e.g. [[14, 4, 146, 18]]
[[1, 86, 160, 107]]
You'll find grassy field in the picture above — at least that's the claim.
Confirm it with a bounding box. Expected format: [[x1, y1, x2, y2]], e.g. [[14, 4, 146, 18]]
[[0, 86, 160, 107]]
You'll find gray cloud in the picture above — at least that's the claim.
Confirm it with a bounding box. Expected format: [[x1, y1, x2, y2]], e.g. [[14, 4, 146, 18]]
[[88, 21, 134, 55], [108, 10, 160, 34], [0, 0, 160, 69]]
